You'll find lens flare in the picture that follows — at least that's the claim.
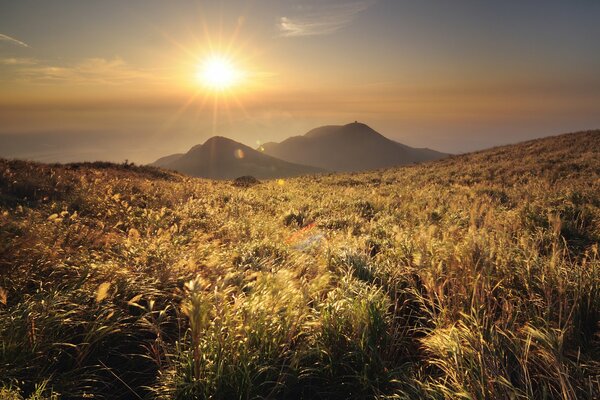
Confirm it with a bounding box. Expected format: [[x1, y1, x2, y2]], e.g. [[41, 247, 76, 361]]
[[234, 148, 244, 159]]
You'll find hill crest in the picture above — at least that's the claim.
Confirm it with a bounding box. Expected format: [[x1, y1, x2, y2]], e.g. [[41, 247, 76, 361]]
[[261, 122, 448, 172], [151, 136, 323, 179]]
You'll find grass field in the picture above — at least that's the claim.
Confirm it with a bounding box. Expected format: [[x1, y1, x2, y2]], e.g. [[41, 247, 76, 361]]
[[1, 131, 599, 399]]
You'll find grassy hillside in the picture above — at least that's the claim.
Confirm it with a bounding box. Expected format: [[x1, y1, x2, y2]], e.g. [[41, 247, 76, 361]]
[[1, 130, 599, 399]]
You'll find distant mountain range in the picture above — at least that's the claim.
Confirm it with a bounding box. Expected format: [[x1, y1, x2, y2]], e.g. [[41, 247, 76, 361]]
[[151, 122, 448, 179], [150, 136, 323, 179]]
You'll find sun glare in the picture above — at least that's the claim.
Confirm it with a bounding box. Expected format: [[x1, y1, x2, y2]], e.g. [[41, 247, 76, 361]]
[[196, 56, 241, 90]]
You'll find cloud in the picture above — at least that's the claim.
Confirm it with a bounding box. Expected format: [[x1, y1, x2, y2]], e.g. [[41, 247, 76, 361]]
[[279, 0, 374, 37], [12, 57, 158, 85], [0, 33, 29, 48], [0, 57, 38, 66]]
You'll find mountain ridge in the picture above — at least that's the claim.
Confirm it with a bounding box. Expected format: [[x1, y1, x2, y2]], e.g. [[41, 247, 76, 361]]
[[260, 122, 448, 172], [152, 122, 448, 178], [151, 136, 323, 179]]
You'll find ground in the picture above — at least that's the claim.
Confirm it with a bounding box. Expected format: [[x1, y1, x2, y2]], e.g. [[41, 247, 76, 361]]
[[0, 131, 599, 399]]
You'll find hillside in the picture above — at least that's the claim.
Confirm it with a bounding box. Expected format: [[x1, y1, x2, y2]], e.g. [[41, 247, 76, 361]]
[[262, 122, 448, 171], [151, 136, 323, 179], [1, 130, 599, 399]]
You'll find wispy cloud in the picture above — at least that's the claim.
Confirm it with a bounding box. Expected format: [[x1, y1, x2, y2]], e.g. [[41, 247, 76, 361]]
[[9, 57, 158, 85], [279, 0, 375, 37], [0, 33, 29, 48], [0, 57, 37, 66]]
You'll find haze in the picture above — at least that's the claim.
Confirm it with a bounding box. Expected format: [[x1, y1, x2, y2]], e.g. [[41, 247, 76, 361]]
[[1, 0, 599, 163]]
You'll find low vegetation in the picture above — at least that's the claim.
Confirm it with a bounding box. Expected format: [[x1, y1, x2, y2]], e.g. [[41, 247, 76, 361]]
[[1, 131, 599, 399]]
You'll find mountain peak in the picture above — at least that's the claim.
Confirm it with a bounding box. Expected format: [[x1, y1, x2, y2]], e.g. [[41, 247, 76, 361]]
[[203, 136, 240, 146], [151, 135, 323, 179], [204, 135, 235, 144], [303, 122, 382, 140], [263, 122, 448, 172], [339, 121, 383, 138], [186, 136, 241, 154], [344, 121, 369, 128]]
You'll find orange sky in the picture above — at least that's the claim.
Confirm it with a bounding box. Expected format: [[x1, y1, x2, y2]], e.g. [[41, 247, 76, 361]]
[[1, 1, 599, 162]]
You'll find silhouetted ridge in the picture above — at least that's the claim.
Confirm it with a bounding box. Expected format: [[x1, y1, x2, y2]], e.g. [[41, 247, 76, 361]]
[[202, 136, 238, 147], [262, 122, 448, 172], [151, 136, 323, 179], [152, 122, 448, 178]]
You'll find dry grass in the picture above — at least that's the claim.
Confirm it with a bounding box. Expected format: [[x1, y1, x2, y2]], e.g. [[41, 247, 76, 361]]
[[0, 130, 599, 399]]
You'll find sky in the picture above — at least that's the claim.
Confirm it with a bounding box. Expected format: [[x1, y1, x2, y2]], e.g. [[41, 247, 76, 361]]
[[1, 0, 599, 163]]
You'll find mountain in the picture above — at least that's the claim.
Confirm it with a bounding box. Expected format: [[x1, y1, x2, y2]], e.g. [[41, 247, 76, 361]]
[[261, 122, 448, 172], [152, 153, 184, 166], [150, 136, 323, 179]]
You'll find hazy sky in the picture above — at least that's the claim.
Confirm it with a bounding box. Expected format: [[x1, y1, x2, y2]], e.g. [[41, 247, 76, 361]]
[[1, 0, 599, 163]]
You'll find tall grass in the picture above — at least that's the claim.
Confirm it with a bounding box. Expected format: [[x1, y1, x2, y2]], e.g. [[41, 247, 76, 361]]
[[1, 130, 599, 399]]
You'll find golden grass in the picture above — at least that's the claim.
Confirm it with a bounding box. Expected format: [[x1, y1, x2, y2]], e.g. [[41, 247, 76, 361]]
[[0, 131, 599, 399]]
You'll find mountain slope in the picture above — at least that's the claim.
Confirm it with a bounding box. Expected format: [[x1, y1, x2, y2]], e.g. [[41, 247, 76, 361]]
[[152, 153, 184, 166], [261, 122, 448, 172], [151, 136, 323, 179], [0, 130, 599, 399]]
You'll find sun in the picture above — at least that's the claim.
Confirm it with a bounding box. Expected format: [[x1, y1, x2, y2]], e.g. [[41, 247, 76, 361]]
[[196, 56, 241, 90]]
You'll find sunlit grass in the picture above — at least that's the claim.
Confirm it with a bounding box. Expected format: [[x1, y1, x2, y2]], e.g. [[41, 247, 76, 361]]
[[0, 131, 599, 399]]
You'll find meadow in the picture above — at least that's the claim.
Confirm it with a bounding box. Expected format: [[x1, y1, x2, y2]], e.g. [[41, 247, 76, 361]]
[[0, 131, 599, 399]]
